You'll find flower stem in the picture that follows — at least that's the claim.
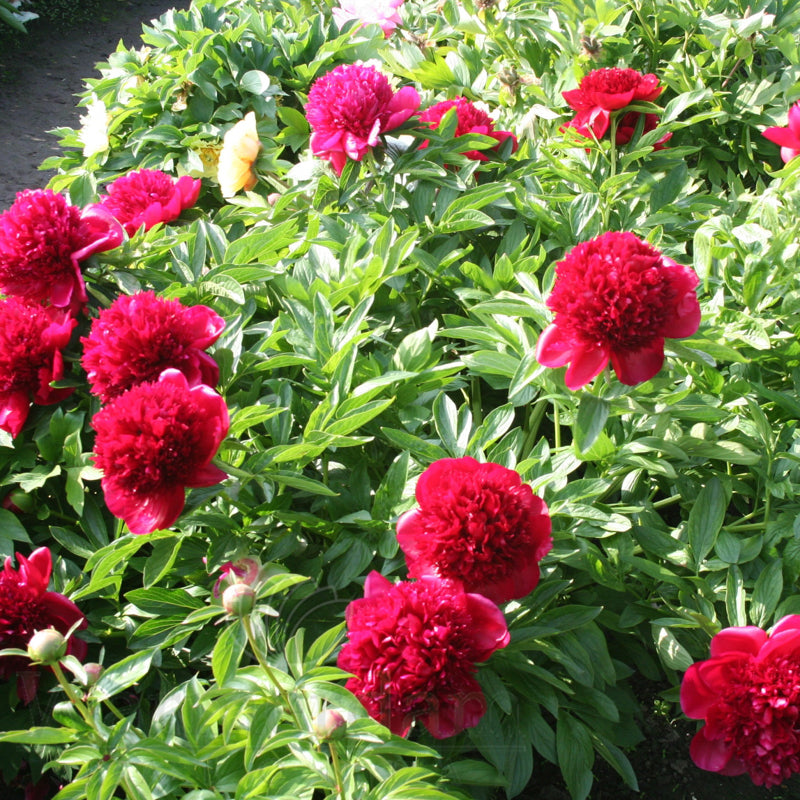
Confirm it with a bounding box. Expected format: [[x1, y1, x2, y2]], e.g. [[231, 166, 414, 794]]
[[241, 615, 302, 728], [51, 661, 96, 730], [553, 403, 561, 450], [328, 740, 347, 800]]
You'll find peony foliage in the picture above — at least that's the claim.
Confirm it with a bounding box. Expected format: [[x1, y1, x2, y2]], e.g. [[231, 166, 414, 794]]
[[1, 0, 800, 798]]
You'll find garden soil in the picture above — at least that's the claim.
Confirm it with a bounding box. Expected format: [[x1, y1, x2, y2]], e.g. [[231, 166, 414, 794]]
[[1, 3, 800, 800]]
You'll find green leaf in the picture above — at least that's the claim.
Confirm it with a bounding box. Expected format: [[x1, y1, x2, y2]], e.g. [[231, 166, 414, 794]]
[[91, 649, 156, 701], [212, 619, 247, 686], [556, 714, 594, 800], [573, 394, 609, 454], [687, 477, 727, 568], [0, 727, 77, 744], [750, 560, 783, 627]]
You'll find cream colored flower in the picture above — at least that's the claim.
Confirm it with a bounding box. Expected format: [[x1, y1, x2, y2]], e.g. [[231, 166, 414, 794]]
[[79, 97, 110, 158], [217, 112, 262, 197]]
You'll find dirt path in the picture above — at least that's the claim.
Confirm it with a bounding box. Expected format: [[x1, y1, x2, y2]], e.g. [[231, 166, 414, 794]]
[[0, 0, 190, 209]]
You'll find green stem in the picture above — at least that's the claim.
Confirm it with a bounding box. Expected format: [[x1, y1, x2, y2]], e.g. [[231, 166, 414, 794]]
[[51, 662, 96, 731], [328, 740, 347, 800], [521, 399, 548, 458], [553, 403, 561, 450], [608, 115, 618, 179], [242, 616, 302, 728]]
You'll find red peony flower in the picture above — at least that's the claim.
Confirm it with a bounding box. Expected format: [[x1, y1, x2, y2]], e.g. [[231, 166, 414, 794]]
[[305, 63, 420, 175], [397, 457, 551, 604], [332, 0, 404, 38], [0, 547, 87, 704], [81, 291, 225, 403], [763, 101, 800, 164], [681, 616, 800, 787], [0, 297, 77, 438], [0, 189, 123, 310], [338, 571, 509, 738], [536, 232, 701, 390], [561, 67, 667, 144], [99, 169, 201, 236], [419, 96, 518, 161], [92, 368, 229, 535]]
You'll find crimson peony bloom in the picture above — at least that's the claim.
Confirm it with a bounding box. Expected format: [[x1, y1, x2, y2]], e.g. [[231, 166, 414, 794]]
[[92, 368, 229, 535], [99, 169, 201, 236], [397, 457, 551, 604], [0, 189, 123, 310], [763, 101, 800, 163], [681, 616, 800, 787], [419, 96, 518, 161], [81, 291, 225, 402], [536, 232, 701, 390], [338, 571, 509, 738], [0, 297, 77, 438], [305, 63, 420, 175], [561, 67, 666, 144], [0, 547, 87, 704], [332, 0, 404, 37]]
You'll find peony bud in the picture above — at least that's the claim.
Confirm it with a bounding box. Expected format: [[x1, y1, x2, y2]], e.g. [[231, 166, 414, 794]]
[[82, 663, 104, 687], [222, 583, 256, 616], [27, 629, 67, 664], [312, 709, 347, 741]]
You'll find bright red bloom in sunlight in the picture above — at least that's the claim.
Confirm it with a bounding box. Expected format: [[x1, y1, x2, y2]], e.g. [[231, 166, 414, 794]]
[[397, 457, 551, 604], [338, 571, 509, 738], [332, 0, 404, 37], [0, 547, 86, 704], [0, 189, 123, 309], [681, 616, 800, 787], [99, 169, 201, 236], [81, 291, 225, 402], [92, 369, 229, 535], [305, 63, 420, 175], [561, 67, 665, 143], [536, 232, 701, 390], [419, 96, 518, 161], [0, 298, 77, 438], [763, 101, 800, 164]]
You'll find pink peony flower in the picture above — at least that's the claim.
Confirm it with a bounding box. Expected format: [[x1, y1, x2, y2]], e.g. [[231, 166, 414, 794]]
[[561, 67, 666, 144], [81, 291, 225, 403], [332, 0, 404, 37], [212, 557, 263, 597], [536, 231, 701, 390], [763, 101, 800, 163], [397, 457, 551, 604], [419, 96, 518, 161], [338, 571, 509, 738], [0, 547, 87, 704], [305, 63, 420, 175], [92, 368, 229, 535], [99, 169, 201, 236], [681, 616, 800, 787], [0, 189, 123, 310], [0, 297, 77, 438]]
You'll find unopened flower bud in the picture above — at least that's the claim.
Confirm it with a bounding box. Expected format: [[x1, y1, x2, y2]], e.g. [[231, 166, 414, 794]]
[[312, 709, 347, 741], [83, 663, 104, 687], [27, 628, 67, 664], [222, 583, 256, 616]]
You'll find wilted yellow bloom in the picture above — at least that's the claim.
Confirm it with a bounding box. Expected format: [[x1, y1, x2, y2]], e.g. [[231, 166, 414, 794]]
[[217, 111, 262, 197]]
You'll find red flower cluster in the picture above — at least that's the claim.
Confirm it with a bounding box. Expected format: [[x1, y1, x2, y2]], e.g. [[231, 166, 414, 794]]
[[561, 67, 671, 149], [0, 547, 86, 704], [0, 298, 77, 437], [419, 96, 518, 161], [305, 63, 420, 175], [681, 616, 800, 787], [536, 231, 701, 389], [92, 369, 229, 534], [397, 457, 551, 604], [81, 291, 225, 402], [99, 169, 201, 236], [0, 189, 123, 310], [763, 101, 800, 164], [338, 571, 509, 738]]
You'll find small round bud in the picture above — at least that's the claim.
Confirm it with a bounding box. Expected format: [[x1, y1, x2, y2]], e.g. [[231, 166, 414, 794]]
[[222, 583, 256, 616], [312, 709, 347, 741], [83, 663, 104, 687], [27, 628, 67, 664]]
